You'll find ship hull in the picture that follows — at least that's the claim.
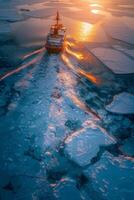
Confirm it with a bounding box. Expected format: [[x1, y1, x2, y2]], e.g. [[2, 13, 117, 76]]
[[45, 13, 66, 54], [45, 44, 64, 53]]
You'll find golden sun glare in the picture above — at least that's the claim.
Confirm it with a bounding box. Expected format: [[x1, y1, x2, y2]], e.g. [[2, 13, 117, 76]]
[[77, 22, 93, 41]]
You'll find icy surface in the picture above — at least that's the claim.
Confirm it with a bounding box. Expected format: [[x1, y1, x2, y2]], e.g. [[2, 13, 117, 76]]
[[23, 8, 56, 18], [53, 178, 81, 200], [0, 0, 134, 199], [122, 49, 134, 58], [64, 126, 116, 167], [91, 47, 134, 74], [0, 23, 10, 33], [84, 152, 134, 200], [122, 16, 134, 30], [0, 9, 24, 22], [120, 137, 134, 156], [103, 17, 134, 45], [0, 23, 11, 42], [106, 92, 134, 114]]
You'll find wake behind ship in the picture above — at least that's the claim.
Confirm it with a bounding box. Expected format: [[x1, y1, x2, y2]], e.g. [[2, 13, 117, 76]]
[[45, 12, 66, 53]]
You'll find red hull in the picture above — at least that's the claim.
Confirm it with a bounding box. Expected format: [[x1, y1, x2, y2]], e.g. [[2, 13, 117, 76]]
[[45, 45, 64, 53], [45, 12, 66, 54]]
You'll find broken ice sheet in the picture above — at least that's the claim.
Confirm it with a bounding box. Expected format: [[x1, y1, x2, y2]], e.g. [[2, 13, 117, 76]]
[[91, 47, 134, 74], [120, 137, 134, 157], [112, 44, 134, 59], [0, 9, 25, 22], [0, 23, 11, 34], [53, 178, 81, 200], [103, 16, 134, 45], [107, 8, 134, 17], [23, 7, 56, 18], [85, 25, 108, 43], [0, 23, 11, 42], [84, 152, 134, 200], [64, 126, 116, 167], [123, 16, 134, 30], [106, 92, 134, 114], [121, 49, 134, 58]]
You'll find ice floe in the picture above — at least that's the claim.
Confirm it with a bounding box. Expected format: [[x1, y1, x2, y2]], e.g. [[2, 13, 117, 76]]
[[106, 92, 134, 114], [0, 23, 10, 33], [103, 17, 134, 45], [0, 23, 11, 42], [123, 16, 134, 30], [23, 8, 56, 18], [0, 1, 134, 199], [53, 178, 81, 200], [64, 126, 116, 167], [62, 10, 103, 24], [84, 152, 134, 200], [122, 49, 134, 58], [120, 137, 134, 157], [85, 25, 108, 43], [91, 47, 134, 74], [112, 45, 134, 59], [0, 9, 24, 22]]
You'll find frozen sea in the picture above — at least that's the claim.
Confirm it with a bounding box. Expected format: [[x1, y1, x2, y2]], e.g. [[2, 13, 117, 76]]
[[0, 0, 134, 200]]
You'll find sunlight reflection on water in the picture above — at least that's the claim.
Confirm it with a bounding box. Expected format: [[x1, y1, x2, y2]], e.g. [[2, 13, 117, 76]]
[[76, 22, 93, 42], [66, 43, 84, 60], [61, 54, 100, 85]]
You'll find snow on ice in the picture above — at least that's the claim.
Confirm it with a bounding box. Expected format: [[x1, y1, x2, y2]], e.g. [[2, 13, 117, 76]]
[[84, 152, 134, 200], [122, 49, 134, 58], [106, 92, 134, 114], [122, 16, 134, 30], [103, 17, 134, 45], [91, 47, 134, 74], [64, 126, 116, 167]]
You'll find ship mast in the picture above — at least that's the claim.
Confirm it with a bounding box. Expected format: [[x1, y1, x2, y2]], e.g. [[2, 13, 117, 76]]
[[56, 11, 60, 26]]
